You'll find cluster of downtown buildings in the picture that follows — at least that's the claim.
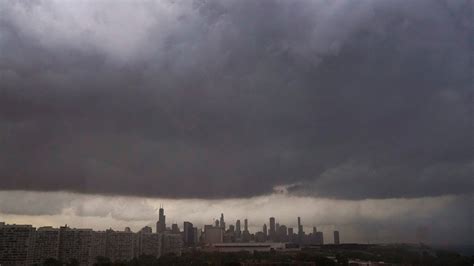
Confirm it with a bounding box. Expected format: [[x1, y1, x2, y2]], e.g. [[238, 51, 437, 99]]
[[0, 207, 340, 265], [202, 214, 339, 246]]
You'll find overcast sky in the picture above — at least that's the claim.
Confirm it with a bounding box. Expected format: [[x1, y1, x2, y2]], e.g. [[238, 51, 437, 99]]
[[0, 0, 472, 244]]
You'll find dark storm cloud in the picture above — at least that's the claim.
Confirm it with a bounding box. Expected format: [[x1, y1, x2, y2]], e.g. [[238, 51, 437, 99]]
[[0, 0, 472, 199]]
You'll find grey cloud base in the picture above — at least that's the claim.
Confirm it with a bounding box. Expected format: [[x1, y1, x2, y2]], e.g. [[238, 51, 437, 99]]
[[0, 191, 472, 244], [0, 0, 472, 199]]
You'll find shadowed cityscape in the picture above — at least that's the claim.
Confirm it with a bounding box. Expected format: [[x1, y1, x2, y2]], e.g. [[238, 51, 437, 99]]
[[1, 207, 335, 264], [1, 206, 473, 265]]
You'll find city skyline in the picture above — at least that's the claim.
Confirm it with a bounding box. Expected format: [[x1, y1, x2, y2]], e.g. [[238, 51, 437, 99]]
[[1, 202, 342, 241], [0, 206, 340, 264], [1, 190, 471, 245], [1, 206, 340, 244], [2, 204, 473, 265], [2, 219, 470, 265]]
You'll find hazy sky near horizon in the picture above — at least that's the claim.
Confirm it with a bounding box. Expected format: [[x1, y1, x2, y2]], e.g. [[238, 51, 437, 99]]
[[0, 190, 472, 245], [0, 0, 472, 244]]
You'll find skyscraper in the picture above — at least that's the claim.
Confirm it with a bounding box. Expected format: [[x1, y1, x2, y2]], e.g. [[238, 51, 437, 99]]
[[193, 227, 199, 244], [263, 223, 267, 238], [334, 230, 340, 245], [236, 220, 241, 238], [219, 213, 226, 230], [204, 225, 223, 244], [297, 217, 303, 243], [156, 206, 166, 233], [288, 227, 294, 242], [316, 231, 324, 245], [277, 225, 288, 242], [183, 222, 194, 246], [269, 217, 276, 240], [297, 217, 302, 235], [171, 223, 180, 234], [242, 219, 250, 242]]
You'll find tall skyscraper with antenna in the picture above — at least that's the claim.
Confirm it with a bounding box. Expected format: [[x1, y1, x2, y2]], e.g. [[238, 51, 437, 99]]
[[297, 217, 303, 243], [156, 205, 166, 233]]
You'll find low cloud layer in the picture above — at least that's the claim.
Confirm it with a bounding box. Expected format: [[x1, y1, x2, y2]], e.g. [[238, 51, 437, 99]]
[[1, 190, 472, 244], [0, 0, 472, 199]]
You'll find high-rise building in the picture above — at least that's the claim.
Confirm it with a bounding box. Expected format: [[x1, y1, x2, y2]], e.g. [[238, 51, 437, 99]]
[[219, 213, 226, 230], [269, 217, 276, 241], [183, 222, 194, 246], [105, 229, 135, 262], [241, 219, 250, 242], [0, 223, 35, 265], [204, 225, 223, 244], [315, 231, 324, 245], [263, 224, 267, 238], [277, 225, 288, 242], [0, 222, 184, 265], [32, 226, 59, 264], [193, 227, 199, 244], [137, 230, 161, 258], [297, 217, 302, 234], [334, 231, 340, 245], [90, 231, 107, 264], [288, 227, 294, 242], [297, 217, 303, 243], [162, 232, 183, 256], [235, 220, 241, 238], [58, 226, 93, 265], [156, 206, 166, 233], [171, 223, 180, 234]]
